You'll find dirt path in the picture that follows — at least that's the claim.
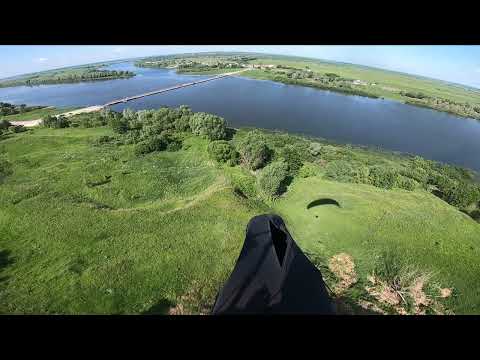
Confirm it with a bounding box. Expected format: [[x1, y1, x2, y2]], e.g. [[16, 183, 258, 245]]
[[10, 105, 104, 128], [10, 119, 43, 127], [112, 176, 229, 214]]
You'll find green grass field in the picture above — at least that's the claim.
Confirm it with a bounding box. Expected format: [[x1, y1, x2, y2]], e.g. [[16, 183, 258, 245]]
[[1, 126, 479, 314], [246, 57, 480, 104], [2, 107, 77, 122], [274, 177, 480, 314], [0, 127, 264, 314]]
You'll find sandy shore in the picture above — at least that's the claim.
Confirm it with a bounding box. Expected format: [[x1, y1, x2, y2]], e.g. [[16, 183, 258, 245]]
[[10, 105, 104, 127]]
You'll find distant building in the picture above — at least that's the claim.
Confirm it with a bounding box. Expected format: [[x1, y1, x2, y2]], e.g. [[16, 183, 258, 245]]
[[353, 79, 368, 86]]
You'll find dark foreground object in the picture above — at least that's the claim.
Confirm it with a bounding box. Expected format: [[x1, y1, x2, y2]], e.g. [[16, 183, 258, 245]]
[[211, 214, 334, 314]]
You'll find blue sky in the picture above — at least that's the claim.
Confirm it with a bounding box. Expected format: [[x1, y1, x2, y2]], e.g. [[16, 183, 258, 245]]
[[1, 45, 480, 88]]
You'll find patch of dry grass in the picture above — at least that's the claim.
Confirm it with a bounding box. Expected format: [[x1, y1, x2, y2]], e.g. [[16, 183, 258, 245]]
[[328, 253, 358, 294]]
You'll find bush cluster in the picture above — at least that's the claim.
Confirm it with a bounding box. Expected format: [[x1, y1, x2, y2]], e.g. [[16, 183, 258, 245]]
[[134, 131, 181, 155], [189, 112, 227, 141], [33, 105, 480, 214], [236, 131, 272, 170], [257, 159, 290, 199], [298, 162, 320, 178], [368, 166, 399, 190], [207, 140, 238, 166], [43, 115, 70, 128]]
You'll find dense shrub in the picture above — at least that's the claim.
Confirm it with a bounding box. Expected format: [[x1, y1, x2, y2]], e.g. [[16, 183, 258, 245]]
[[151, 108, 178, 132], [160, 131, 182, 151], [257, 159, 290, 199], [72, 113, 108, 128], [133, 132, 181, 155], [148, 135, 169, 152], [230, 173, 258, 199], [189, 112, 227, 140], [368, 166, 399, 189], [277, 144, 303, 175], [400, 91, 428, 99], [313, 144, 357, 162], [400, 166, 429, 186], [175, 114, 192, 132], [298, 162, 320, 178], [123, 130, 141, 145], [309, 142, 322, 156], [470, 210, 480, 222], [140, 123, 165, 139], [434, 163, 474, 182], [324, 160, 358, 182], [0, 120, 11, 130], [207, 140, 238, 166], [122, 108, 136, 121], [43, 115, 70, 128], [351, 165, 371, 184], [441, 182, 480, 208], [174, 106, 193, 132], [11, 125, 27, 133], [134, 141, 153, 156], [427, 173, 456, 191], [109, 115, 129, 134], [93, 135, 114, 146], [396, 175, 418, 191], [127, 116, 144, 130], [0, 156, 12, 181], [236, 131, 272, 170], [411, 156, 433, 171]]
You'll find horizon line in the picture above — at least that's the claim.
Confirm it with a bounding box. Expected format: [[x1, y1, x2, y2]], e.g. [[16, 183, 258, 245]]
[[1, 50, 479, 91]]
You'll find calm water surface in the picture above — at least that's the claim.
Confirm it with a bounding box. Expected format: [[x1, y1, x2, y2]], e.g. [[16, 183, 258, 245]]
[[1, 62, 480, 171]]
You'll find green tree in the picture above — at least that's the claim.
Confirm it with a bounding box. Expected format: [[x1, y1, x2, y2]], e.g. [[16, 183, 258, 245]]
[[43, 115, 70, 128], [207, 140, 239, 166], [109, 115, 129, 134], [257, 159, 290, 199], [236, 131, 272, 170], [0, 120, 11, 130], [189, 112, 227, 140]]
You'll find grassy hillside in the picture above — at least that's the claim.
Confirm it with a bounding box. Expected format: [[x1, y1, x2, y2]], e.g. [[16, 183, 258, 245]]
[[1, 109, 479, 314], [0, 127, 263, 314], [274, 177, 480, 314]]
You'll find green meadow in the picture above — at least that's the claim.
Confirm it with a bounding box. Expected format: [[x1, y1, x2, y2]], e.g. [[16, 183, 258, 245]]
[[246, 57, 480, 104], [1, 109, 479, 314]]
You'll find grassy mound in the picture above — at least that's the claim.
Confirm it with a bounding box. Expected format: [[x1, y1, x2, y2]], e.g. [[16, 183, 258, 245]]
[[274, 177, 480, 314]]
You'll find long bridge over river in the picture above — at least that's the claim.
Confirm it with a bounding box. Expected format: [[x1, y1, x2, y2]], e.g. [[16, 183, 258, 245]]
[[11, 69, 248, 127], [103, 69, 247, 107]]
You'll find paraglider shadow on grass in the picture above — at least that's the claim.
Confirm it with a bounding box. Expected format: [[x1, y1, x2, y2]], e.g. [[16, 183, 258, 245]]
[[307, 198, 341, 210]]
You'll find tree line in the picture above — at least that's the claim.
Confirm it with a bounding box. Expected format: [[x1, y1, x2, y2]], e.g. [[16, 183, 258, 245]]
[[0, 102, 45, 116], [0, 69, 135, 88]]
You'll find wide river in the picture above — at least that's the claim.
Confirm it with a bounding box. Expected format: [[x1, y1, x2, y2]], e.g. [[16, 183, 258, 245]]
[[1, 62, 480, 171]]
